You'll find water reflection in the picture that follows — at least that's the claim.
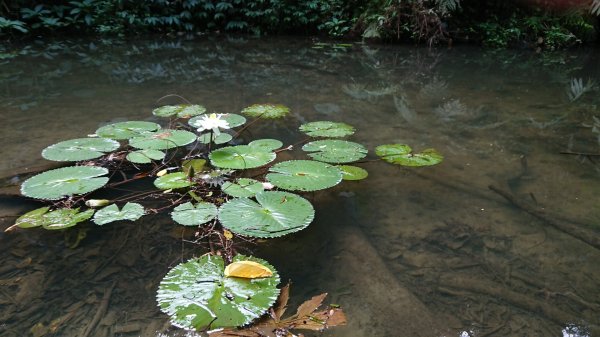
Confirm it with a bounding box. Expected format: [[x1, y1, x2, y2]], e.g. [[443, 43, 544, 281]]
[[0, 38, 599, 337]]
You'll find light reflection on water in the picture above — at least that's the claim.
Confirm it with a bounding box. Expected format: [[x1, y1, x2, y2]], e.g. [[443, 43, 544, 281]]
[[0, 37, 599, 337]]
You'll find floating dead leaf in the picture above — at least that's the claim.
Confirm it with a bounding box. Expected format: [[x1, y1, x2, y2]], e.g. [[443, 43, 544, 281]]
[[223, 229, 233, 240], [209, 284, 346, 337], [224, 260, 273, 279]]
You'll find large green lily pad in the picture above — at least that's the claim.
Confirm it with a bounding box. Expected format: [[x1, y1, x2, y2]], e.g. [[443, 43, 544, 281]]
[[302, 140, 368, 164], [266, 160, 342, 192], [209, 145, 276, 169], [376, 144, 443, 167], [21, 166, 110, 200], [126, 149, 166, 164], [221, 178, 264, 198], [241, 104, 290, 119], [42, 208, 95, 230], [171, 202, 218, 226], [153, 105, 206, 118], [96, 121, 161, 140], [156, 254, 280, 330], [299, 121, 355, 138], [42, 138, 120, 162], [129, 130, 197, 150], [218, 191, 315, 238], [93, 202, 145, 225], [154, 172, 192, 190]]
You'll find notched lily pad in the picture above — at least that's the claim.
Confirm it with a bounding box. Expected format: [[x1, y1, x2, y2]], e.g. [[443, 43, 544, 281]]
[[129, 130, 197, 150], [302, 140, 368, 164], [14, 207, 50, 228], [153, 105, 206, 118], [248, 139, 283, 152], [338, 165, 369, 180], [241, 104, 290, 119], [156, 254, 280, 330], [299, 121, 355, 138], [126, 149, 166, 164], [21, 166, 109, 200], [42, 138, 120, 162], [376, 144, 443, 167], [154, 172, 192, 190], [42, 208, 95, 230], [266, 160, 342, 192], [209, 145, 276, 169], [198, 132, 233, 145], [93, 202, 145, 225], [171, 202, 217, 226], [96, 121, 161, 140], [218, 191, 315, 238], [221, 178, 264, 198]]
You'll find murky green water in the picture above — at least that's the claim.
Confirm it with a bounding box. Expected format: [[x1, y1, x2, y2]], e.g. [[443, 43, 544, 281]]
[[1, 37, 599, 337]]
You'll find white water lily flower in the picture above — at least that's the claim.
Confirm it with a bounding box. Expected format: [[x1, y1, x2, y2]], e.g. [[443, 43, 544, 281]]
[[195, 113, 230, 135]]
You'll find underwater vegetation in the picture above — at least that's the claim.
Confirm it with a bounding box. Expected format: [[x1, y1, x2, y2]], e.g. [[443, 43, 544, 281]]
[[7, 100, 442, 334]]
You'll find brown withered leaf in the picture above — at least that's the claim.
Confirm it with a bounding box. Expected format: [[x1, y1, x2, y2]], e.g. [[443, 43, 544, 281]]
[[209, 284, 345, 337]]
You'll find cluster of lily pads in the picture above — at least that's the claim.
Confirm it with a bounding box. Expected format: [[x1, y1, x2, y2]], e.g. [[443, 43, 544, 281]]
[[11, 102, 442, 333]]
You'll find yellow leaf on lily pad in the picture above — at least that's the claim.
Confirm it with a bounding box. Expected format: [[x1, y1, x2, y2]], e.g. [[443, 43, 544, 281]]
[[224, 260, 273, 279]]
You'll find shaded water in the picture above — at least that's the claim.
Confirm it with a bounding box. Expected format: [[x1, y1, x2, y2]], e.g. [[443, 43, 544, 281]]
[[1, 37, 599, 337]]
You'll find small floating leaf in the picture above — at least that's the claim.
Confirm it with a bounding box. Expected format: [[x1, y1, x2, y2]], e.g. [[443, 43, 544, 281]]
[[338, 165, 369, 180], [129, 130, 197, 150], [224, 261, 273, 279], [154, 172, 192, 190], [93, 202, 145, 225], [96, 121, 161, 140], [221, 178, 264, 198], [171, 202, 217, 226], [209, 145, 276, 169], [182, 159, 207, 176], [42, 138, 120, 161], [156, 254, 279, 330], [126, 149, 166, 164], [241, 104, 290, 119], [15, 207, 50, 228], [266, 160, 342, 192], [21, 166, 109, 200], [153, 104, 206, 118], [299, 121, 355, 138], [218, 191, 315, 238], [42, 208, 94, 230], [198, 132, 233, 144], [376, 144, 443, 167], [222, 113, 247, 128], [248, 139, 283, 151], [302, 140, 368, 164]]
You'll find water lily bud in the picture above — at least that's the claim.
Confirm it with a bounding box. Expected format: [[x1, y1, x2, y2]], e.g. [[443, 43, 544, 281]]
[[156, 169, 168, 177], [85, 199, 110, 207]]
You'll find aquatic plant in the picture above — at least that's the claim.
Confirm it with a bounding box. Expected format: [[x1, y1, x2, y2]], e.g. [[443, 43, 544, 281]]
[[7, 101, 442, 334]]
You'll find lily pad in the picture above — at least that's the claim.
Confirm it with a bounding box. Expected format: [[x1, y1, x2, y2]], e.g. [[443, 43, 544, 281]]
[[21, 166, 109, 200], [266, 160, 342, 192], [221, 178, 264, 198], [154, 172, 192, 190], [222, 113, 247, 128], [171, 202, 218, 226], [299, 121, 355, 138], [42, 208, 95, 230], [129, 130, 197, 150], [14, 207, 50, 228], [42, 138, 120, 161], [241, 104, 290, 119], [96, 121, 161, 140], [153, 105, 206, 118], [248, 139, 283, 152], [156, 254, 280, 330], [93, 202, 145, 225], [182, 159, 207, 176], [209, 145, 276, 169], [338, 165, 369, 180], [126, 149, 166, 164], [376, 144, 443, 167], [219, 191, 315, 238], [198, 132, 233, 144], [302, 140, 368, 164]]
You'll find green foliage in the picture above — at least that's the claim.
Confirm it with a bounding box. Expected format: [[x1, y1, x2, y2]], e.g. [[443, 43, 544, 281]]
[[266, 160, 343, 191], [21, 166, 109, 200], [93, 202, 145, 225], [170, 202, 218, 226], [302, 140, 368, 164], [41, 138, 120, 162]]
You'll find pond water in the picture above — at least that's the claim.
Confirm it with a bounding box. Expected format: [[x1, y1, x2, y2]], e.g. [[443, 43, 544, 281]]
[[1, 37, 599, 337]]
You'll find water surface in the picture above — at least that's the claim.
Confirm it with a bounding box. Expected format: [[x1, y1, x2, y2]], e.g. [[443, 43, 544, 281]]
[[1, 37, 599, 337]]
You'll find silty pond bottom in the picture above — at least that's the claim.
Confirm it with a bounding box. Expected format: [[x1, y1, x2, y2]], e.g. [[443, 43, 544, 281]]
[[0, 37, 599, 337]]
